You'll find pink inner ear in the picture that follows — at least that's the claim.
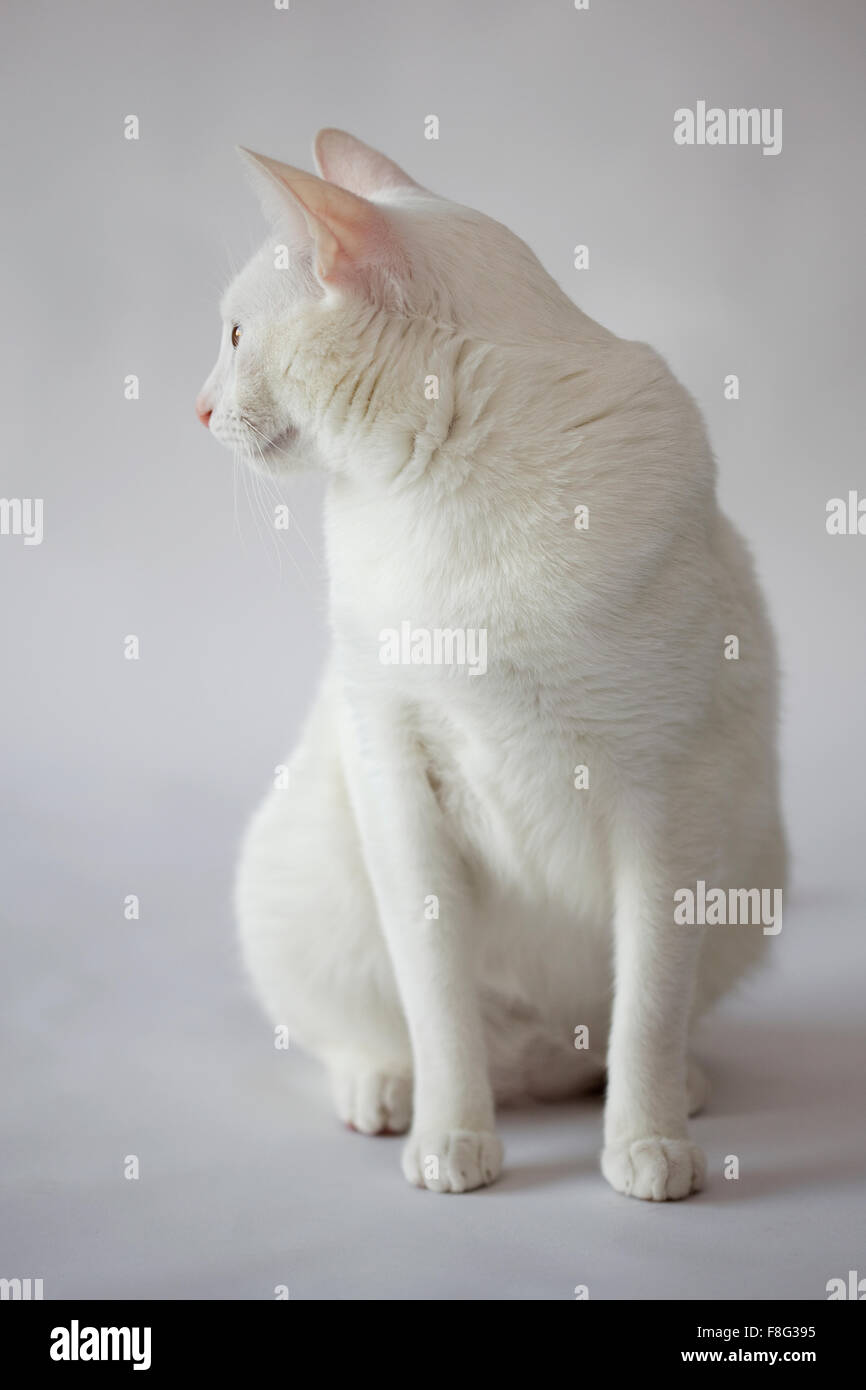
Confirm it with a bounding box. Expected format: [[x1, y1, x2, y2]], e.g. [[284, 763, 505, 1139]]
[[314, 128, 419, 198], [239, 146, 405, 285], [287, 174, 401, 282]]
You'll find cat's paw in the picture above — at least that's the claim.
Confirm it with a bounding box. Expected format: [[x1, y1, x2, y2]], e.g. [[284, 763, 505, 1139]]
[[401, 1128, 503, 1193], [330, 1067, 412, 1135], [601, 1137, 706, 1201]]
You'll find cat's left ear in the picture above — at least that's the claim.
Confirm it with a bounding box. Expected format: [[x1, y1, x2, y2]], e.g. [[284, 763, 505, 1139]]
[[238, 147, 405, 289]]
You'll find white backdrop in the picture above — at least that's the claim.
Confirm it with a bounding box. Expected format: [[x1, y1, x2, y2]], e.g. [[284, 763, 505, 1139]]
[[2, 0, 864, 1298]]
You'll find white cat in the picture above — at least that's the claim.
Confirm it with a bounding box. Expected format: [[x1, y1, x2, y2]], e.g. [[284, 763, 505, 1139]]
[[197, 129, 786, 1200]]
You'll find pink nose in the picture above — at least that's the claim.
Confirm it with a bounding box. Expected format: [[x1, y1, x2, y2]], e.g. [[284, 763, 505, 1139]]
[[196, 399, 212, 428]]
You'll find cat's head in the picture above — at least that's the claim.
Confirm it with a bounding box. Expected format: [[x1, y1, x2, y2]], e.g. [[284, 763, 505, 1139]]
[[196, 129, 568, 480]]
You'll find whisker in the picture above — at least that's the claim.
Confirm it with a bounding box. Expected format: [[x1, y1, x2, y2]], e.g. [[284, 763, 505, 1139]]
[[239, 417, 322, 569], [246, 438, 313, 593], [232, 452, 246, 552], [239, 447, 268, 553], [250, 442, 284, 578], [241, 417, 283, 449]]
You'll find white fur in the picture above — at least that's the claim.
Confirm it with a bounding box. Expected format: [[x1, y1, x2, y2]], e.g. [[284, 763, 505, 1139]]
[[198, 131, 786, 1199]]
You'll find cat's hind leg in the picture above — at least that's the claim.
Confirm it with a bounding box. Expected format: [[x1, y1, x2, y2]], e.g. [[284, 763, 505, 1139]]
[[235, 685, 413, 1135], [327, 1060, 412, 1136]]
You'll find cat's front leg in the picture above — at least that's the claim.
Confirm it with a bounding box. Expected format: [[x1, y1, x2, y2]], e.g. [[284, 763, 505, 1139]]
[[601, 798, 708, 1201], [339, 690, 501, 1193]]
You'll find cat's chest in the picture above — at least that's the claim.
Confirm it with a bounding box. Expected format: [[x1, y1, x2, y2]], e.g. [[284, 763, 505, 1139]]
[[328, 500, 615, 898], [330, 523, 519, 633], [409, 680, 611, 904], [326, 485, 582, 675]]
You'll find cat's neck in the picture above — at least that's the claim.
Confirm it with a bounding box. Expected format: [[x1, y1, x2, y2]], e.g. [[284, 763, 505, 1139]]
[[318, 306, 653, 509]]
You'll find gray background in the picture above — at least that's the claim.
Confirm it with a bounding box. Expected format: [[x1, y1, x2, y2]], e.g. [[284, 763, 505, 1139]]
[[2, 0, 865, 1299]]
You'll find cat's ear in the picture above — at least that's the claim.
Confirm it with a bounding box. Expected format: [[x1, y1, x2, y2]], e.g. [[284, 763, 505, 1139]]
[[237, 148, 312, 240], [238, 147, 404, 288], [313, 128, 420, 197]]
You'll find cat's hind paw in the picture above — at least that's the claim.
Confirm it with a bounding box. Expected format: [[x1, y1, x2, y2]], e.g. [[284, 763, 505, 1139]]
[[402, 1128, 503, 1193], [330, 1066, 412, 1135], [601, 1137, 706, 1201]]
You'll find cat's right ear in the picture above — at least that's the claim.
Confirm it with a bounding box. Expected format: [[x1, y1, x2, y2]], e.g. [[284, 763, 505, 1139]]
[[237, 147, 407, 291], [313, 129, 420, 197]]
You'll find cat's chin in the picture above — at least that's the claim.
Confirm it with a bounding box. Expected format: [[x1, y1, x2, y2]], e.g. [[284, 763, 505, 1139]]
[[245, 424, 301, 475]]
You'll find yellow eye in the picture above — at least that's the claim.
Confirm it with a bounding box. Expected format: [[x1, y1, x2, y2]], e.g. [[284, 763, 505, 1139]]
[[231, 324, 242, 348]]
